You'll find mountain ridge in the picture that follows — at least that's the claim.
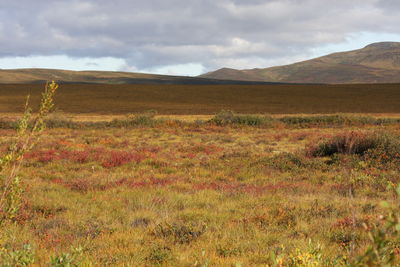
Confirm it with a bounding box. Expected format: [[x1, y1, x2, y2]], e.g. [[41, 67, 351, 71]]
[[0, 68, 279, 85], [200, 42, 400, 84]]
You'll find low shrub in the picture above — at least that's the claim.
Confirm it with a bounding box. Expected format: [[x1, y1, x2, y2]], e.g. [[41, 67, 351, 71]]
[[1, 112, 400, 130], [0, 119, 17, 129], [101, 151, 145, 168], [109, 110, 163, 128], [259, 152, 306, 171], [210, 110, 273, 126], [146, 244, 175, 265], [44, 118, 77, 129], [280, 115, 347, 126], [216, 245, 242, 257], [306, 131, 400, 159], [255, 152, 325, 172], [279, 114, 400, 127], [151, 222, 207, 244]]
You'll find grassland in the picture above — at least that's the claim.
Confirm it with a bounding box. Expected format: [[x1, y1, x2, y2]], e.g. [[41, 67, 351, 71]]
[[2, 82, 400, 265], [1, 114, 400, 265], [1, 83, 400, 114]]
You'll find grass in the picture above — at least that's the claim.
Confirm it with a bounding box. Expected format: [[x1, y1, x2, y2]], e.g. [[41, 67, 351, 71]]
[[1, 83, 400, 114], [1, 117, 400, 265]]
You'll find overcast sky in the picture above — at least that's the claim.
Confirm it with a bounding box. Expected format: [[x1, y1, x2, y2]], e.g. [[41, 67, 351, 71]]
[[1, 0, 400, 76]]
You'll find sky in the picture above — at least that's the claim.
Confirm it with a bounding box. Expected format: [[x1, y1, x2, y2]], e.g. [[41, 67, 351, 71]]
[[0, 0, 400, 76]]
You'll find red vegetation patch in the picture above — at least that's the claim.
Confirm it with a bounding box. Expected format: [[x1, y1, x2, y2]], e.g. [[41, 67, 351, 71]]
[[101, 151, 145, 168], [25, 149, 58, 163], [68, 150, 91, 163]]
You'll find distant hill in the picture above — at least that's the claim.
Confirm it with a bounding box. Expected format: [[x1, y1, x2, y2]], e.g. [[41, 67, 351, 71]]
[[0, 68, 276, 85], [200, 42, 400, 84]]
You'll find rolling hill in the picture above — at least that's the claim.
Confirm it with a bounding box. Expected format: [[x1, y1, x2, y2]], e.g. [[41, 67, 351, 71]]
[[200, 42, 400, 84], [0, 68, 274, 85]]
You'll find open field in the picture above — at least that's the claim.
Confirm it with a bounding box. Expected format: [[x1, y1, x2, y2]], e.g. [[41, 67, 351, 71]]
[[1, 83, 400, 114], [1, 115, 400, 265], [2, 82, 400, 265]]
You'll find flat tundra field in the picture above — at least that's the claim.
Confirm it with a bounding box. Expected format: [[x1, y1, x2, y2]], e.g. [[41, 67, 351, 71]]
[[1, 83, 400, 265], [1, 83, 400, 114]]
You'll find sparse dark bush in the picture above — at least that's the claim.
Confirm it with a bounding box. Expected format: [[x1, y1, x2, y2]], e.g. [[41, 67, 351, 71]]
[[329, 230, 359, 248], [0, 119, 17, 129], [210, 110, 273, 126], [1, 112, 400, 130], [146, 244, 174, 265], [151, 222, 206, 244], [262, 152, 305, 171], [44, 111, 77, 129], [216, 245, 242, 257], [131, 217, 151, 228], [307, 131, 400, 160], [279, 114, 400, 127], [109, 110, 162, 128], [44, 118, 77, 129], [280, 115, 346, 126]]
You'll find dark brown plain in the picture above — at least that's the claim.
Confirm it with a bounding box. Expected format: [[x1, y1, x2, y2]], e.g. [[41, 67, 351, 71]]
[[0, 83, 399, 114]]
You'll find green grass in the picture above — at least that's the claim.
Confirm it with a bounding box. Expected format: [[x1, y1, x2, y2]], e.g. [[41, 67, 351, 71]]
[[1, 83, 400, 114]]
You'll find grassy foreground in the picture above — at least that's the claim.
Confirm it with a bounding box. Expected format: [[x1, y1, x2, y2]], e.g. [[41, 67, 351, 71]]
[[1, 116, 400, 265]]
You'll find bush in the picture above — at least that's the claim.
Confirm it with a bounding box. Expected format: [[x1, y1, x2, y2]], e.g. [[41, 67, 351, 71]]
[[0, 119, 17, 129], [258, 152, 306, 171], [146, 244, 175, 265], [210, 110, 273, 126], [151, 222, 207, 244], [306, 131, 400, 159], [108, 110, 163, 128], [279, 115, 346, 126]]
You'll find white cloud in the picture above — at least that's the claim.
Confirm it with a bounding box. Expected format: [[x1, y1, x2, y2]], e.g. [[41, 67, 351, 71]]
[[0, 0, 400, 75], [0, 55, 125, 71]]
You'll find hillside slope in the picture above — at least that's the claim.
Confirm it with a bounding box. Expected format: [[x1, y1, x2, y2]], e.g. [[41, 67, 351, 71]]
[[0, 68, 274, 85], [201, 42, 400, 83]]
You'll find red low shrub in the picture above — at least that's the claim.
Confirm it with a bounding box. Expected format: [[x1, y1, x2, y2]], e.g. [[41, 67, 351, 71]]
[[101, 151, 145, 168]]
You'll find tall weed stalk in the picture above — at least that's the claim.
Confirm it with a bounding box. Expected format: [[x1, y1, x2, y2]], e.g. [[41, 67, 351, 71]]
[[0, 81, 58, 223]]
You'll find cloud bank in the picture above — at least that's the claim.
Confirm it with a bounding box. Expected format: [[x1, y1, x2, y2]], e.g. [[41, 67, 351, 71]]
[[1, 0, 400, 74]]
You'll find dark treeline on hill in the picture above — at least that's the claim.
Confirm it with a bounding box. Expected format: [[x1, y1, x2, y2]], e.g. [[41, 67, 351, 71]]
[[0, 83, 400, 114]]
